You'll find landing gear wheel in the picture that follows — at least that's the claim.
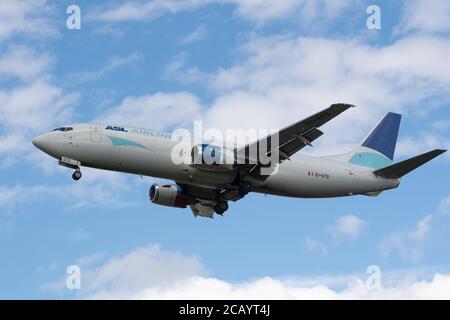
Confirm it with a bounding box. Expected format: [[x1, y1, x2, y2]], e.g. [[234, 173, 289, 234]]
[[239, 181, 253, 195], [72, 170, 82, 181], [214, 201, 229, 215]]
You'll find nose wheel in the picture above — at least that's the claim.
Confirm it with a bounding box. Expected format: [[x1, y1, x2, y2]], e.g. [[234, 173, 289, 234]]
[[72, 169, 82, 181]]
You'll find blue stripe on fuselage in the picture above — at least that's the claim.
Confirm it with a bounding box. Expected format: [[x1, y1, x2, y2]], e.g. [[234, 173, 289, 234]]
[[349, 152, 392, 169], [107, 136, 152, 151]]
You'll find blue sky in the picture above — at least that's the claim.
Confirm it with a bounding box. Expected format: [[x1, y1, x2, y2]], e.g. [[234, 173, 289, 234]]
[[0, 0, 450, 299]]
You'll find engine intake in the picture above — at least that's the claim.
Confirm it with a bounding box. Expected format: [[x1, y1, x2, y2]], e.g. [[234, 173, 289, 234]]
[[149, 184, 189, 208], [191, 144, 234, 167]]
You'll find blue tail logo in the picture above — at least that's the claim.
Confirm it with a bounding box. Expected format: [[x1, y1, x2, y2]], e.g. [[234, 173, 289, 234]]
[[348, 112, 401, 169], [362, 112, 401, 160]]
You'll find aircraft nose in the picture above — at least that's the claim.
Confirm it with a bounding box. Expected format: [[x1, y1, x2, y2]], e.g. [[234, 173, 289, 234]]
[[32, 134, 50, 152], [32, 132, 64, 158]]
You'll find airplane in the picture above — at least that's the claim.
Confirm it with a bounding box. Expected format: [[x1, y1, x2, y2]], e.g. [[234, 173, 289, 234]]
[[32, 103, 446, 218]]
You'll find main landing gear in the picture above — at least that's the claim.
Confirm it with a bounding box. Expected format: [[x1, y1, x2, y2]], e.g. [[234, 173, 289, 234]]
[[72, 169, 82, 181], [239, 181, 253, 196], [213, 181, 253, 215], [214, 200, 229, 215]]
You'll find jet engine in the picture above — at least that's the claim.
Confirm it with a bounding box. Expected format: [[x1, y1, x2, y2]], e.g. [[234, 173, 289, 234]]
[[149, 184, 189, 208]]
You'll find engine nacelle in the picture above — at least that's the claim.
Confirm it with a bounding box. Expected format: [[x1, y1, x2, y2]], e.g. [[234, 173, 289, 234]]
[[191, 144, 234, 168], [149, 184, 189, 208]]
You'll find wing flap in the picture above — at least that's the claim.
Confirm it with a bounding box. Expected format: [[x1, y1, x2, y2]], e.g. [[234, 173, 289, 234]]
[[189, 203, 215, 218], [278, 128, 324, 159]]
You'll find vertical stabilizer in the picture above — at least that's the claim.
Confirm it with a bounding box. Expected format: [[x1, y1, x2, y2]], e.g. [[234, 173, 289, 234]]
[[361, 112, 401, 161], [325, 112, 402, 170]]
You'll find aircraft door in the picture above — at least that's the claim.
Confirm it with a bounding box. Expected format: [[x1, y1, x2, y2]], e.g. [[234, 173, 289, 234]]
[[64, 128, 75, 148], [91, 124, 102, 143]]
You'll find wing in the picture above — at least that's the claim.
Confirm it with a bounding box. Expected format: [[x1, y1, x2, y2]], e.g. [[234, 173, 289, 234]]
[[236, 103, 354, 176], [177, 104, 354, 217]]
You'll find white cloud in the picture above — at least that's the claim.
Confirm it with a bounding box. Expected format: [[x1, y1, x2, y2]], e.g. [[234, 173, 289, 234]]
[[0, 46, 77, 165], [396, 134, 450, 159], [379, 215, 432, 261], [92, 0, 213, 22], [163, 52, 206, 84], [61, 244, 203, 298], [0, 45, 53, 81], [0, 78, 77, 163], [305, 237, 328, 255], [91, 0, 358, 26], [397, 0, 450, 34], [0, 3, 74, 167], [64, 52, 143, 85], [0, 167, 135, 214], [0, 0, 57, 40], [164, 52, 188, 79], [432, 119, 450, 132], [129, 273, 450, 299], [43, 244, 450, 299], [438, 196, 450, 214], [414, 215, 433, 239], [0, 185, 26, 208], [179, 25, 207, 45], [224, 0, 300, 23], [327, 215, 366, 240], [97, 91, 203, 130], [224, 0, 359, 24], [207, 35, 450, 95], [0, 79, 74, 132]]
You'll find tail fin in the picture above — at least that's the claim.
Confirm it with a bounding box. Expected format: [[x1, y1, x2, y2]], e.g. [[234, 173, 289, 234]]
[[374, 149, 447, 179], [361, 112, 402, 161], [328, 112, 402, 169]]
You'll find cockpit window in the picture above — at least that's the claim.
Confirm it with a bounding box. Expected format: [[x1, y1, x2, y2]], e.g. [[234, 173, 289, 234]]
[[52, 127, 73, 132]]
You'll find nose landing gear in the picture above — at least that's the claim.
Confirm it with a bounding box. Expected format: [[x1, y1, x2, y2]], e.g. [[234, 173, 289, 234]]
[[58, 157, 82, 181], [72, 169, 82, 181]]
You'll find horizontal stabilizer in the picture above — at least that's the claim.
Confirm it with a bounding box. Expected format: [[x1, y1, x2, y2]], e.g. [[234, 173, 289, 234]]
[[373, 149, 447, 179]]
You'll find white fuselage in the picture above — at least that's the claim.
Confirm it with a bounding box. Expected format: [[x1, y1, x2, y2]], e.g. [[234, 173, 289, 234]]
[[32, 124, 400, 198]]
